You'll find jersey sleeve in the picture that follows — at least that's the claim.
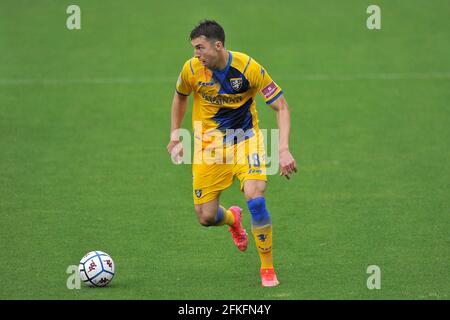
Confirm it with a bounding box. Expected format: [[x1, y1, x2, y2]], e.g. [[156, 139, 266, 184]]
[[246, 58, 283, 105], [175, 59, 194, 96]]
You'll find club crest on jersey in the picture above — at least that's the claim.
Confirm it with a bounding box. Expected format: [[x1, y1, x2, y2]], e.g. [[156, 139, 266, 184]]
[[195, 189, 202, 198], [230, 77, 243, 91]]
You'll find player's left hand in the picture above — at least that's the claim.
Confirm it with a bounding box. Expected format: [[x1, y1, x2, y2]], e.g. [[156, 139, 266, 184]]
[[279, 149, 297, 180]]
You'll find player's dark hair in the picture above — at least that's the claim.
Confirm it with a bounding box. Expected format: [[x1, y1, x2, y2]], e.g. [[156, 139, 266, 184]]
[[190, 20, 225, 46]]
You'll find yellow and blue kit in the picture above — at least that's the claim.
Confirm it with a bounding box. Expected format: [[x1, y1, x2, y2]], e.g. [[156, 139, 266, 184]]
[[176, 51, 283, 204]]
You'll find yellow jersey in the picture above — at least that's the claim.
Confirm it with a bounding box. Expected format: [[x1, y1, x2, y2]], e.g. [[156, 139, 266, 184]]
[[176, 51, 282, 147]]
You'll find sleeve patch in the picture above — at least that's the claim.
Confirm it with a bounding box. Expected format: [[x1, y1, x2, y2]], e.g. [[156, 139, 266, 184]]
[[262, 81, 277, 99]]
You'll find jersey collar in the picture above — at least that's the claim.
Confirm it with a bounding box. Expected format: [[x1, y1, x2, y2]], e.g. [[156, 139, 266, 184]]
[[211, 51, 232, 75]]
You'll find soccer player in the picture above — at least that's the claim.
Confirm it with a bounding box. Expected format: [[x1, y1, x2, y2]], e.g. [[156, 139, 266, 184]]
[[167, 20, 297, 287]]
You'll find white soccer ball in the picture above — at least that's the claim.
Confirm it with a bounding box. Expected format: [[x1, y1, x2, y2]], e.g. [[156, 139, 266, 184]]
[[78, 251, 115, 287]]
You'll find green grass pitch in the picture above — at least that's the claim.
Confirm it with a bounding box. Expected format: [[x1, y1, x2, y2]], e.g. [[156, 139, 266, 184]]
[[0, 0, 449, 299]]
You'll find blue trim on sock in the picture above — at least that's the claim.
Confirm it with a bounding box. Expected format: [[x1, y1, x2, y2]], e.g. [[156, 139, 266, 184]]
[[215, 206, 225, 224], [247, 197, 271, 227]]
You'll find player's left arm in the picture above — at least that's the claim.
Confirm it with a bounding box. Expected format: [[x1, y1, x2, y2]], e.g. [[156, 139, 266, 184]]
[[269, 95, 297, 179]]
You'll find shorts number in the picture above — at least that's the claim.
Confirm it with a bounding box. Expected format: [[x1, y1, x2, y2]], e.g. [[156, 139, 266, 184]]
[[247, 153, 260, 168]]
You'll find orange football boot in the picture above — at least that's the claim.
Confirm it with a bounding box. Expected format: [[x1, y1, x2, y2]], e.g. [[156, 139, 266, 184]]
[[228, 206, 248, 251], [260, 268, 279, 287]]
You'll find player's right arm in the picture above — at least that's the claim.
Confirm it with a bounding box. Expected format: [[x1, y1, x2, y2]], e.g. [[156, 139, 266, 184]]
[[167, 60, 193, 160], [167, 92, 188, 158]]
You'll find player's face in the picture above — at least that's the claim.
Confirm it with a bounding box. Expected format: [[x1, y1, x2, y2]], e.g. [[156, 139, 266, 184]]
[[191, 36, 221, 69]]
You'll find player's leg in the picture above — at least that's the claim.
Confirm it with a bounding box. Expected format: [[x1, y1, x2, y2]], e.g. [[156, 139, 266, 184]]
[[194, 198, 220, 226], [243, 179, 279, 287], [193, 162, 234, 227], [192, 163, 248, 250], [243, 180, 272, 260], [193, 162, 230, 220], [234, 130, 279, 286], [193, 198, 248, 251], [194, 198, 234, 227]]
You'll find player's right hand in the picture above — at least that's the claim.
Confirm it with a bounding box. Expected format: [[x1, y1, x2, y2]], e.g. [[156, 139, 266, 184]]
[[167, 140, 184, 164]]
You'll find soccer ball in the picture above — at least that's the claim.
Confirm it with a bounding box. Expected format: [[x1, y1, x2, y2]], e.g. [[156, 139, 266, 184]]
[[78, 251, 115, 287]]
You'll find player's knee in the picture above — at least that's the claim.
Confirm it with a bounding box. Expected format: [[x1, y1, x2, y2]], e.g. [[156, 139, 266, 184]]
[[194, 206, 216, 226], [247, 196, 271, 226], [244, 181, 266, 200], [197, 214, 216, 227], [245, 189, 264, 200], [194, 205, 203, 216]]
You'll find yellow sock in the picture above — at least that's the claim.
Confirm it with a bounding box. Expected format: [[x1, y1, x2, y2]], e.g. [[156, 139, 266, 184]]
[[215, 206, 235, 226], [252, 224, 273, 269]]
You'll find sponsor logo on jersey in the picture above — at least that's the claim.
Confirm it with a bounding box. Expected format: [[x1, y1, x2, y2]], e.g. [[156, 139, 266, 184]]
[[262, 81, 277, 99], [201, 92, 243, 105]]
